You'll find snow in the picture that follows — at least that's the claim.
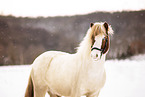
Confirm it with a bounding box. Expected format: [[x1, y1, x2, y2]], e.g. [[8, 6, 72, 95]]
[[100, 60, 145, 97], [0, 58, 145, 97], [0, 65, 31, 97], [129, 54, 145, 61]]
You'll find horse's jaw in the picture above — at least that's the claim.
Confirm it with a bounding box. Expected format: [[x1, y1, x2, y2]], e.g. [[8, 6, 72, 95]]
[[91, 53, 106, 62]]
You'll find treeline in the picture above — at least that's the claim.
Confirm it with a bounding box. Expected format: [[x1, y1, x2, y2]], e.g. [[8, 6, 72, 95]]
[[0, 10, 145, 65]]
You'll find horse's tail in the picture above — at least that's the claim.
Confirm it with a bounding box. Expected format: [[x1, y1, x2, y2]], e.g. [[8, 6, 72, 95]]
[[25, 75, 34, 97]]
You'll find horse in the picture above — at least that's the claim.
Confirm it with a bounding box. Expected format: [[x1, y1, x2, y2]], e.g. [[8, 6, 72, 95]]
[[25, 22, 113, 97]]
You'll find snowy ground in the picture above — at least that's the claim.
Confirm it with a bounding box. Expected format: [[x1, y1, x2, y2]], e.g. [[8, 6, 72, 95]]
[[0, 55, 145, 97]]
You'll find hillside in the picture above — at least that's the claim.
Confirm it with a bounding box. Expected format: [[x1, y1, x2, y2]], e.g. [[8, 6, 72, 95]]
[[0, 10, 145, 65]]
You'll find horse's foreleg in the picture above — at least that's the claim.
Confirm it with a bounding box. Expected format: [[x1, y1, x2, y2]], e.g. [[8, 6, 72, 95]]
[[34, 86, 47, 97], [47, 91, 61, 97]]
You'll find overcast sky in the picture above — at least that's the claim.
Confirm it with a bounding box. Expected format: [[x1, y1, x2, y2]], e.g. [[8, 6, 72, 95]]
[[0, 0, 145, 17]]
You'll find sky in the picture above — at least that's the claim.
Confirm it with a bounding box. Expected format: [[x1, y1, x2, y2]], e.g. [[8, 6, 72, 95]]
[[0, 0, 145, 17]]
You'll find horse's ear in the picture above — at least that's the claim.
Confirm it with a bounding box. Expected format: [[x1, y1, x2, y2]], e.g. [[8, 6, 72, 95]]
[[90, 23, 94, 27], [104, 22, 108, 31]]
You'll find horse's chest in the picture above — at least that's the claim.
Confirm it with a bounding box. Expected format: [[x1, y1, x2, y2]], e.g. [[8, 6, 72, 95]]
[[82, 64, 106, 93]]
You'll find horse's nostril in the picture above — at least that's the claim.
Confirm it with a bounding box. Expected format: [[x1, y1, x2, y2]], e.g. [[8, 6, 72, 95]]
[[96, 54, 98, 57]]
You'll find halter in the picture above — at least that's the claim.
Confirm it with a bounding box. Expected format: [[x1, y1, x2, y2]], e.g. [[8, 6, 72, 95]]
[[91, 29, 109, 58], [91, 36, 108, 58]]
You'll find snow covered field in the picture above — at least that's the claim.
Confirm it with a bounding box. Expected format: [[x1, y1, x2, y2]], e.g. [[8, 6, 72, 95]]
[[0, 56, 145, 97]]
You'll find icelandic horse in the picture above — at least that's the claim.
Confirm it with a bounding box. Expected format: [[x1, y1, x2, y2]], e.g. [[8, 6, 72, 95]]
[[25, 22, 113, 97]]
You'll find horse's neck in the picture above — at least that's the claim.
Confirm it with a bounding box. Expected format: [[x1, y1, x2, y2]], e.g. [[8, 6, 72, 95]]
[[76, 32, 92, 60]]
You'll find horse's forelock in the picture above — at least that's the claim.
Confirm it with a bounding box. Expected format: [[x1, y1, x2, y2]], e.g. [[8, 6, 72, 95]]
[[91, 24, 104, 46]]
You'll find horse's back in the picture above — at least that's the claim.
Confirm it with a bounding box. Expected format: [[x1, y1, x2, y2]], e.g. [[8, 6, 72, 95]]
[[32, 51, 68, 66]]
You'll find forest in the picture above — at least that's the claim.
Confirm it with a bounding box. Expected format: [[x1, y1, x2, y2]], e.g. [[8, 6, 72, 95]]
[[0, 10, 145, 65]]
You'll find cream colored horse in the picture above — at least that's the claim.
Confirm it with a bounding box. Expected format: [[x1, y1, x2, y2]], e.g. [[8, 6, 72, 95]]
[[25, 22, 113, 97]]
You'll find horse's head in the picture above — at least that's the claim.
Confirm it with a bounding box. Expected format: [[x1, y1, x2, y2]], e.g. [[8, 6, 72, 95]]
[[90, 22, 113, 61]]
